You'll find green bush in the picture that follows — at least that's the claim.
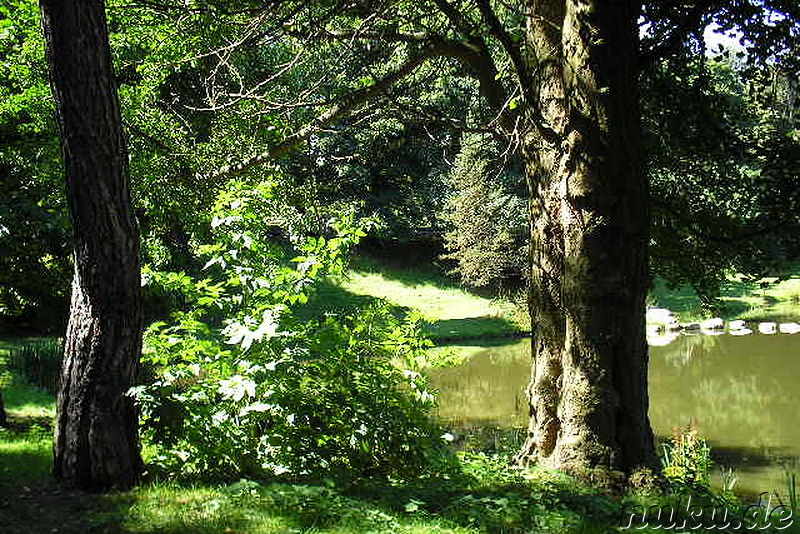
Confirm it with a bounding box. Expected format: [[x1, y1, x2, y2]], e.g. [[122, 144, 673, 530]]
[[134, 179, 450, 483], [661, 424, 713, 490]]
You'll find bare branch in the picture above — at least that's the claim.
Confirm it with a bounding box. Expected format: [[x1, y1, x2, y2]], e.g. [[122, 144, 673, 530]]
[[202, 47, 443, 180]]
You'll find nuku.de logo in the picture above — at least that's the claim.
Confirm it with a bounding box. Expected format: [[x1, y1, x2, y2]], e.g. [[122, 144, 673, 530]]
[[620, 492, 793, 530]]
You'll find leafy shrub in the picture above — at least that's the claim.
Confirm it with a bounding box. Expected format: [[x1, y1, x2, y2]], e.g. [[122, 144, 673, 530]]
[[134, 179, 449, 482], [661, 424, 712, 490]]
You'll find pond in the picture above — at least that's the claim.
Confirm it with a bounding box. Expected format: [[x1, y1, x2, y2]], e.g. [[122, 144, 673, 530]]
[[428, 331, 800, 498]]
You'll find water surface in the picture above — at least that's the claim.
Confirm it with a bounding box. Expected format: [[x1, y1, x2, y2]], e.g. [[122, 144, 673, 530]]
[[429, 332, 800, 497]]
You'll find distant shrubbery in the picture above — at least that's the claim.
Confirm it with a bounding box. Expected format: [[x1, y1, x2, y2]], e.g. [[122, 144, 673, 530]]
[[4, 338, 62, 394], [442, 134, 528, 290]]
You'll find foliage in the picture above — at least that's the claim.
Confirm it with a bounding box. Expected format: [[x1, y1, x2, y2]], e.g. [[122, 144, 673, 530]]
[[441, 133, 528, 290], [660, 424, 713, 491], [644, 53, 800, 305], [0, 0, 70, 323], [277, 114, 458, 240], [134, 180, 449, 482], [1, 381, 780, 534], [0, 424, 625, 534], [3, 0, 798, 324]]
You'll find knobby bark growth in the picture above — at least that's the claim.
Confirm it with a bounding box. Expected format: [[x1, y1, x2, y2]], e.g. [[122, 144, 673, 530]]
[[40, 0, 143, 490], [514, 0, 657, 474]]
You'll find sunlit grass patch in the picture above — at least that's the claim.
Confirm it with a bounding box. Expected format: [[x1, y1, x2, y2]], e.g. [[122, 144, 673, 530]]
[[328, 259, 528, 340], [3, 378, 55, 420], [0, 425, 52, 486], [116, 481, 476, 534], [0, 373, 55, 488], [649, 272, 800, 322]]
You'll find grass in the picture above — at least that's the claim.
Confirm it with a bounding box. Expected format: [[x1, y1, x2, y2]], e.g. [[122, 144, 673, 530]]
[[312, 255, 800, 342], [1, 337, 58, 421], [0, 371, 733, 534], [307, 256, 529, 341], [649, 274, 800, 323], [0, 378, 620, 534], [4, 417, 796, 533]]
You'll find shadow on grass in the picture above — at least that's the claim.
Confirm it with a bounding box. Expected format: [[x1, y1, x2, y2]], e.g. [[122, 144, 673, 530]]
[[429, 317, 525, 341], [297, 277, 405, 318], [350, 255, 459, 291], [299, 277, 523, 342], [435, 336, 530, 350]]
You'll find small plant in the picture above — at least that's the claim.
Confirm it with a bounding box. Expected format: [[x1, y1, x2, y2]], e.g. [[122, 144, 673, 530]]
[[782, 472, 798, 511], [661, 423, 713, 490], [718, 465, 739, 498]]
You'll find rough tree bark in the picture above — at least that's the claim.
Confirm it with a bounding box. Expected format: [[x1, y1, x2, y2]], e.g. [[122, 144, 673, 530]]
[[40, 0, 143, 490], [514, 0, 657, 475]]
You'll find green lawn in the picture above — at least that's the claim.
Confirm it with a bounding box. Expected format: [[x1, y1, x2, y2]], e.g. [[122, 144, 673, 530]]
[[0, 377, 633, 534], [315, 256, 800, 339], [649, 274, 800, 322], [307, 256, 529, 341], [5, 371, 751, 534]]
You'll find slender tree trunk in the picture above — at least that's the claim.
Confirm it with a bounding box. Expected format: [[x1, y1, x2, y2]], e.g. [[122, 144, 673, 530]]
[[40, 0, 143, 490], [0, 392, 7, 427], [515, 0, 657, 476]]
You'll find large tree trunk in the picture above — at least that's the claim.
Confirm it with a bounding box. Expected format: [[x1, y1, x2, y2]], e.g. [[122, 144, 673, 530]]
[[515, 0, 657, 475], [40, 0, 143, 490]]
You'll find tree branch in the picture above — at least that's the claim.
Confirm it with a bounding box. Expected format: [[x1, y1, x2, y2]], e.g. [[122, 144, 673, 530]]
[[202, 47, 442, 180], [639, 0, 719, 68], [474, 0, 531, 92]]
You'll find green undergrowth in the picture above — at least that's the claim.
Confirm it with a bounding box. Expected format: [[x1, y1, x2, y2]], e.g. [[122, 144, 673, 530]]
[[0, 418, 648, 534], [5, 423, 796, 533], [0, 377, 646, 534], [3, 371, 799, 533]]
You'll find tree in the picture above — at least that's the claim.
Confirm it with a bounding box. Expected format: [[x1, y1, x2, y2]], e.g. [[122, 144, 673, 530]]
[[508, 0, 656, 474], [17, 0, 796, 480], [40, 0, 143, 489], [159, 0, 653, 475], [442, 133, 528, 290], [132, 0, 795, 476]]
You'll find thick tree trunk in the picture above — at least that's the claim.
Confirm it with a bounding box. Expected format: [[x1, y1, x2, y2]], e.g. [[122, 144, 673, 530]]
[[515, 0, 657, 475], [40, 0, 143, 490]]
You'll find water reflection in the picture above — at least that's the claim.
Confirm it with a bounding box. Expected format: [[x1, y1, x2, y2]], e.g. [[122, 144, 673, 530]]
[[429, 333, 800, 497]]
